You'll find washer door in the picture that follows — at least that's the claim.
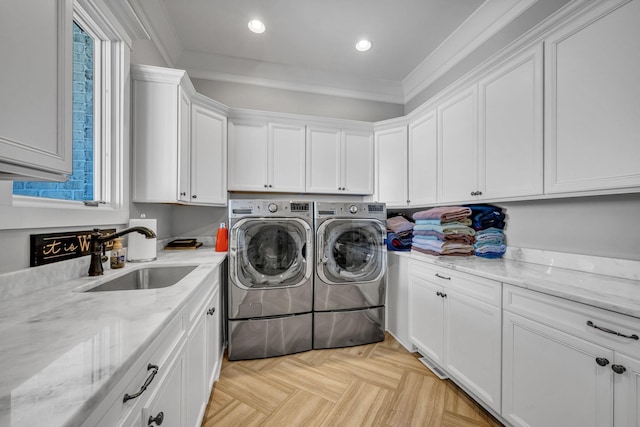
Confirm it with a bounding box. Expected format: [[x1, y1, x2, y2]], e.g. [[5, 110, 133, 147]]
[[317, 218, 386, 284], [230, 218, 312, 289]]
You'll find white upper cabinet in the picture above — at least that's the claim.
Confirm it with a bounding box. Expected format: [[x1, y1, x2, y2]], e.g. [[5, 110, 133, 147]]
[[227, 121, 268, 192], [408, 111, 438, 206], [306, 126, 373, 195], [436, 44, 543, 204], [479, 44, 543, 200], [0, 0, 72, 181], [438, 86, 478, 204], [131, 65, 227, 206], [375, 124, 408, 207], [306, 127, 341, 194], [545, 0, 640, 194], [269, 123, 306, 192], [227, 119, 305, 193], [190, 96, 227, 205]]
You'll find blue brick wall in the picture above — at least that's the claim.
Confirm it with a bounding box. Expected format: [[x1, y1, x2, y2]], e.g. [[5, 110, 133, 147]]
[[13, 22, 94, 201]]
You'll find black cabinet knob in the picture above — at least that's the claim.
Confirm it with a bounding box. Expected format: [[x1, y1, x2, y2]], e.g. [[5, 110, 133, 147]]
[[595, 357, 610, 367], [192, 194, 197, 199], [148, 411, 164, 425], [207, 307, 216, 316], [612, 365, 627, 374]]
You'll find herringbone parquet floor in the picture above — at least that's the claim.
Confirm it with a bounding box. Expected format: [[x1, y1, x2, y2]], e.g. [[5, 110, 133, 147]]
[[201, 333, 502, 426]]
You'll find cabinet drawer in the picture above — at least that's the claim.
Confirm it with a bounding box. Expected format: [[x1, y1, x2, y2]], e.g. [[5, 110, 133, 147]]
[[186, 269, 219, 325], [504, 284, 640, 356], [409, 260, 501, 307], [95, 315, 185, 426]]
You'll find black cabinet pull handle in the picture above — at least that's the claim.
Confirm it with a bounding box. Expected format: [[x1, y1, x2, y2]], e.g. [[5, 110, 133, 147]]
[[595, 357, 610, 367], [435, 273, 451, 280], [207, 307, 216, 315], [586, 320, 639, 340], [436, 291, 447, 298], [148, 411, 164, 425], [612, 365, 627, 375], [123, 364, 159, 403]]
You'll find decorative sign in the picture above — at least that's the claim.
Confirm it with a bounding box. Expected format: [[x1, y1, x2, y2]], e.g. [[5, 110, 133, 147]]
[[30, 229, 116, 267]]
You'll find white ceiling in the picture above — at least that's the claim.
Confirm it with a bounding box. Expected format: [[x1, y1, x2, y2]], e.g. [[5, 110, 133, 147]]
[[130, 0, 538, 103]]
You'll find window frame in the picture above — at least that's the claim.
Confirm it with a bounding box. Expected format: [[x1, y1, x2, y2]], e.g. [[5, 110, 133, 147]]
[[0, 0, 129, 230]]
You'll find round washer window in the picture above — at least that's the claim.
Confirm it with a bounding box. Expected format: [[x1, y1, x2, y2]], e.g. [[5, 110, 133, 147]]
[[246, 225, 296, 276], [332, 229, 374, 273]]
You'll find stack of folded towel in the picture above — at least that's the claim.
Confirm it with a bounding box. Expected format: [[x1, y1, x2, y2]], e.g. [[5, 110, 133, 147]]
[[411, 206, 475, 256], [467, 204, 507, 258], [386, 214, 414, 252]]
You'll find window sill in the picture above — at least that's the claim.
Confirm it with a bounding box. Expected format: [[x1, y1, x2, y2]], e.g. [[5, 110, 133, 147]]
[[0, 194, 128, 231]]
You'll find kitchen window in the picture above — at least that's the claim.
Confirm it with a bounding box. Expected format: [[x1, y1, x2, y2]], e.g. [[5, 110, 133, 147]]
[[13, 21, 98, 202], [0, 1, 128, 229]]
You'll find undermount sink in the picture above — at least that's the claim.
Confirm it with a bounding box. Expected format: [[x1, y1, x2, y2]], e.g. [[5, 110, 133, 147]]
[[85, 265, 197, 292]]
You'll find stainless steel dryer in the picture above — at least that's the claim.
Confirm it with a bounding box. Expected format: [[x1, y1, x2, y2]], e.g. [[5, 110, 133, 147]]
[[314, 201, 387, 349], [228, 200, 313, 360]]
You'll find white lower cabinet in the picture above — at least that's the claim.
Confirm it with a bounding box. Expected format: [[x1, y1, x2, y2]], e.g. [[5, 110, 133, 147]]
[[206, 287, 222, 389], [502, 311, 613, 427], [615, 353, 640, 427], [503, 284, 640, 427], [408, 260, 502, 413], [143, 351, 185, 427], [86, 266, 223, 427]]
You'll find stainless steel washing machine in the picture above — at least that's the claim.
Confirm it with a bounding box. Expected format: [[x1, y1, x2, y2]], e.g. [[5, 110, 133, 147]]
[[314, 201, 387, 349], [228, 199, 313, 360]]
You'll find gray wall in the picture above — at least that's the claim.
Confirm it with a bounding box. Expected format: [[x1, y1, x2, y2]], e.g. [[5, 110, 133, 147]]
[[500, 194, 640, 261], [191, 79, 403, 122]]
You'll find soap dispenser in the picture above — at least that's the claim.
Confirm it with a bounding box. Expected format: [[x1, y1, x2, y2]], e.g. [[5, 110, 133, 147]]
[[215, 223, 228, 252], [110, 238, 126, 269]]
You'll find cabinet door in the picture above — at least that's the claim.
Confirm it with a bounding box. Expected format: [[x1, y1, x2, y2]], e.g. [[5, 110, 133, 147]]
[[614, 352, 640, 427], [386, 253, 413, 351], [206, 288, 221, 389], [502, 311, 614, 427], [479, 44, 543, 200], [438, 86, 478, 203], [408, 111, 437, 206], [186, 309, 208, 427], [306, 126, 341, 193], [342, 129, 374, 194], [0, 0, 72, 181], [227, 121, 268, 191], [269, 123, 306, 192], [132, 79, 180, 203], [545, 0, 640, 194], [408, 274, 444, 366], [375, 126, 408, 206], [445, 290, 501, 412], [190, 104, 227, 205], [178, 90, 191, 202], [143, 353, 186, 427]]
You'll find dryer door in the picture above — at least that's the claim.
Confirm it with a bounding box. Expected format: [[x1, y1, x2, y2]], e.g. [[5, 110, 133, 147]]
[[230, 217, 312, 289], [316, 218, 386, 285]]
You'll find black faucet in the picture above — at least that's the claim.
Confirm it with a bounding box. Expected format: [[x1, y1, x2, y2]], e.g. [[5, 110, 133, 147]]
[[88, 227, 156, 276]]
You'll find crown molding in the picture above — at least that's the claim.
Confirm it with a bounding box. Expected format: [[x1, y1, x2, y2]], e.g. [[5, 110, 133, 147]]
[[127, 0, 183, 66], [402, 0, 538, 103]]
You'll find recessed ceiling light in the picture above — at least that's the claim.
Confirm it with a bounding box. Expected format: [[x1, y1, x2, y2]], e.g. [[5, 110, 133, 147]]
[[355, 39, 372, 52], [248, 19, 266, 34]]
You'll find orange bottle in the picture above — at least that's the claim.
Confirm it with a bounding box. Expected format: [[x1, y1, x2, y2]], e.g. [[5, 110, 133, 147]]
[[215, 222, 228, 252]]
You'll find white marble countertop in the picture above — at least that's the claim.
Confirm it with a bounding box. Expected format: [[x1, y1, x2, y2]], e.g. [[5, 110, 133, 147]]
[[0, 248, 227, 427], [396, 250, 640, 320]]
